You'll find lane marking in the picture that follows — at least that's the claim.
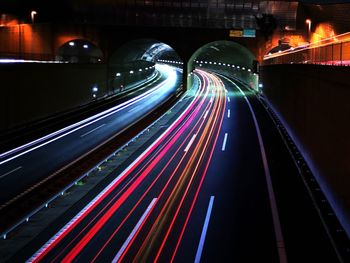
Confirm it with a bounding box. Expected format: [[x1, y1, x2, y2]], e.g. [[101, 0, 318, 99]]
[[184, 134, 197, 152], [227, 97, 230, 102], [222, 75, 288, 263], [0, 65, 174, 165], [112, 198, 157, 263], [0, 166, 22, 179], [221, 133, 228, 151], [80, 124, 106, 138], [194, 196, 215, 263], [27, 84, 199, 262], [227, 109, 231, 119], [203, 110, 209, 120]]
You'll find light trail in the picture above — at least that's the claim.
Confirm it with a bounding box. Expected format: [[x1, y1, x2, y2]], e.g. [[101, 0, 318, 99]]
[[29, 68, 227, 263], [134, 69, 226, 262], [29, 68, 207, 263], [0, 65, 167, 164]]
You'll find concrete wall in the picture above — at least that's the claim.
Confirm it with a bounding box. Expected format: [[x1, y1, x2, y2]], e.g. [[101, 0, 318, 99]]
[[0, 62, 155, 131], [260, 64, 350, 232]]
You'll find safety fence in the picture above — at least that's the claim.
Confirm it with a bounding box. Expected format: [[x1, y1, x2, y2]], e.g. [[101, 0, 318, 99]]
[[264, 32, 350, 66]]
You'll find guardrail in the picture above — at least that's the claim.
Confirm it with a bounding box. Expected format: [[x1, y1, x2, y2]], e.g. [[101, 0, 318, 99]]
[[0, 73, 184, 241], [264, 32, 350, 66]]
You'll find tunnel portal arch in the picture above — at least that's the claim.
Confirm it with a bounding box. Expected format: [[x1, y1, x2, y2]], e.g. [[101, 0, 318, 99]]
[[188, 40, 259, 90], [108, 38, 183, 65], [107, 38, 183, 94], [57, 39, 104, 63]]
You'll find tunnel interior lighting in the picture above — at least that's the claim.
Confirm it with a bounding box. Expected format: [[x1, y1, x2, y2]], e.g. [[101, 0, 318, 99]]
[[83, 44, 89, 49], [69, 42, 75, 47], [139, 69, 142, 72], [92, 86, 98, 92], [259, 83, 263, 88], [130, 70, 134, 74], [116, 72, 121, 76]]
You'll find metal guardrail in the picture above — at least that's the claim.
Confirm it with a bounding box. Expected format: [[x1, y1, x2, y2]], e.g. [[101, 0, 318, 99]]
[[264, 32, 350, 66], [0, 78, 185, 241]]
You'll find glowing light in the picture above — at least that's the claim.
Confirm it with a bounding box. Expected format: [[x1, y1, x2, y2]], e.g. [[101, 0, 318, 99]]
[[305, 19, 311, 31], [31, 11, 37, 24], [69, 42, 75, 47], [116, 73, 121, 77], [92, 86, 98, 92], [129, 70, 134, 74], [83, 44, 89, 49]]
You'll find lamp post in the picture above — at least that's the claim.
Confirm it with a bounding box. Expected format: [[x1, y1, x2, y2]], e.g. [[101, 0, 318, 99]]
[[305, 19, 312, 38], [31, 11, 37, 24]]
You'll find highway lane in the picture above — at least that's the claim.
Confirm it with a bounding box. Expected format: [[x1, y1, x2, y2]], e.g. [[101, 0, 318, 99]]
[[22, 68, 225, 262], [7, 68, 340, 262], [174, 71, 339, 262], [0, 64, 180, 207]]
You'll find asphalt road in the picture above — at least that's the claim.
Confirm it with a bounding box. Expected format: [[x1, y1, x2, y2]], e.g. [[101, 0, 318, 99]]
[[0, 64, 180, 207], [5, 69, 341, 262]]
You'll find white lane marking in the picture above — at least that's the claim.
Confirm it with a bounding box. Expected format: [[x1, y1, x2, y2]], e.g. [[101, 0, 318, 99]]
[[224, 76, 288, 263], [227, 97, 230, 102], [0, 65, 174, 165], [112, 198, 157, 263], [27, 86, 200, 262], [184, 134, 197, 152], [203, 110, 209, 120], [227, 109, 231, 119], [221, 133, 228, 151], [80, 124, 106, 138], [194, 196, 215, 263], [0, 166, 22, 179]]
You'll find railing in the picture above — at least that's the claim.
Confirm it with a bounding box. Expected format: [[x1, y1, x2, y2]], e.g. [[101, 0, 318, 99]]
[[263, 32, 350, 66]]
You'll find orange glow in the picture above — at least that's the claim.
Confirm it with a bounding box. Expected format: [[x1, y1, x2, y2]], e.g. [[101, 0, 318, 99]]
[[0, 14, 19, 27], [311, 22, 336, 43], [287, 35, 308, 47]]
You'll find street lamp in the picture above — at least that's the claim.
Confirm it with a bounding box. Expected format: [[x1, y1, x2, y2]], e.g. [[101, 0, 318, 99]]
[[305, 19, 312, 34], [31, 11, 37, 24]]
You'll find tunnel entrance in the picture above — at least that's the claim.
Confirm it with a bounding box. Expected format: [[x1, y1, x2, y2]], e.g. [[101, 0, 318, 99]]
[[188, 40, 258, 90], [57, 39, 104, 63], [108, 38, 183, 93]]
